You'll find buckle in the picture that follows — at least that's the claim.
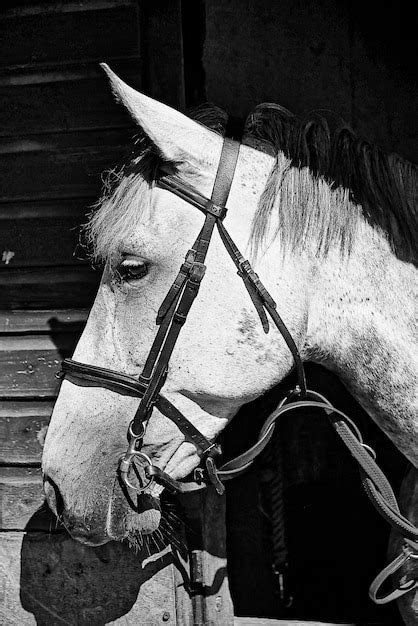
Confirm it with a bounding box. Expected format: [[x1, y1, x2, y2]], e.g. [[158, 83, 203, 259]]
[[119, 450, 154, 492], [205, 455, 225, 495], [204, 199, 227, 219], [189, 262, 206, 285]]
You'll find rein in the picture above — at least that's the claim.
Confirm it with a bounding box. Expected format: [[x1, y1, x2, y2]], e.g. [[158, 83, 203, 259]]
[[61, 136, 417, 605]]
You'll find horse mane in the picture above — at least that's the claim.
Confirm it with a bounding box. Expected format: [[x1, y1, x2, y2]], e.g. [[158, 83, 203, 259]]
[[85, 102, 417, 265], [244, 104, 417, 263]]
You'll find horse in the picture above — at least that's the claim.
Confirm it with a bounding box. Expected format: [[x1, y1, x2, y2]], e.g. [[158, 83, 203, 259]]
[[42, 65, 417, 622]]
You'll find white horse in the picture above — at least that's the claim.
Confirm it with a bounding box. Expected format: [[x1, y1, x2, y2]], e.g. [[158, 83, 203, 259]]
[[42, 66, 417, 621]]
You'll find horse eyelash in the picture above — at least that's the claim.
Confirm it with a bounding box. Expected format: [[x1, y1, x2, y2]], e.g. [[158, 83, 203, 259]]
[[117, 258, 149, 282]]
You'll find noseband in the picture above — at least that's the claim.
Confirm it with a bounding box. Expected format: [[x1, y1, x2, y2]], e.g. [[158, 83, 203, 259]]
[[61, 136, 417, 604]]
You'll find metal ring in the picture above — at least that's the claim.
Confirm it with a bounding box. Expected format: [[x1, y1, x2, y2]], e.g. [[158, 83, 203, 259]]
[[121, 451, 154, 492], [398, 578, 417, 591], [128, 420, 145, 440], [361, 443, 377, 460], [403, 543, 418, 560]]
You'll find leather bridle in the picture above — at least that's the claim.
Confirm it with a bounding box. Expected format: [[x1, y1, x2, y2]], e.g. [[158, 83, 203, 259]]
[[63, 137, 308, 495], [60, 136, 417, 603]]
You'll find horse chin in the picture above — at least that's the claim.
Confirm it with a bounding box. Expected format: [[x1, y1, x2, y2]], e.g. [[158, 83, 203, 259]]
[[44, 476, 162, 545], [66, 526, 111, 547], [123, 493, 162, 537], [65, 497, 161, 546]]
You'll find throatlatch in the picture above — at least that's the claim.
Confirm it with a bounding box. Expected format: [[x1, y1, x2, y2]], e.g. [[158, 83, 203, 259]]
[[61, 135, 417, 605]]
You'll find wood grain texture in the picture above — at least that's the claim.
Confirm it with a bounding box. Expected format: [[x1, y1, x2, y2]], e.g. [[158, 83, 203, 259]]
[[0, 130, 133, 202], [0, 309, 88, 333], [0, 467, 44, 530], [0, 266, 100, 309], [0, 62, 138, 136], [0, 198, 89, 220], [0, 400, 53, 464], [0, 2, 139, 69], [0, 213, 89, 268], [0, 333, 82, 397], [181, 488, 234, 625]]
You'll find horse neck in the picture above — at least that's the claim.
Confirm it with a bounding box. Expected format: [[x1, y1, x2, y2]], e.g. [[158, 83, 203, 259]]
[[305, 220, 417, 465]]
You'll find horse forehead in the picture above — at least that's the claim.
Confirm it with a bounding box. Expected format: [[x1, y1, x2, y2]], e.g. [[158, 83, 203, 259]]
[[129, 145, 273, 253], [152, 188, 203, 229], [121, 188, 202, 255]]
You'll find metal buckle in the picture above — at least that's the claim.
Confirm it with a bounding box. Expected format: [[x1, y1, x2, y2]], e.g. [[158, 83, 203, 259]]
[[119, 448, 154, 492], [361, 443, 377, 460], [204, 199, 227, 219], [119, 420, 154, 492], [128, 420, 145, 440]]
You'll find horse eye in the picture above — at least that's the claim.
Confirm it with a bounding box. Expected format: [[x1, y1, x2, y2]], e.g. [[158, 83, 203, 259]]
[[118, 258, 148, 282]]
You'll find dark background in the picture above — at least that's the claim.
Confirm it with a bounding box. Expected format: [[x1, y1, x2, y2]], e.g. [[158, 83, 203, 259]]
[[0, 1, 415, 623]]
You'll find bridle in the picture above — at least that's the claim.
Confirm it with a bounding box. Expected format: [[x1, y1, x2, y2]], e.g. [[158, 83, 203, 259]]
[[63, 137, 308, 495], [60, 136, 416, 604]]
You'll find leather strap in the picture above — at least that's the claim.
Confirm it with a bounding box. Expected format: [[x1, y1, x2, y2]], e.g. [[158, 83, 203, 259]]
[[62, 358, 216, 455], [63, 356, 418, 543], [368, 543, 417, 604], [129, 138, 240, 437], [217, 220, 307, 397], [62, 134, 307, 488], [60, 130, 418, 606]]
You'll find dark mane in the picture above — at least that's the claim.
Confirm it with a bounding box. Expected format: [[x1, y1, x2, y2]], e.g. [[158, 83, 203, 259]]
[[244, 104, 417, 263]]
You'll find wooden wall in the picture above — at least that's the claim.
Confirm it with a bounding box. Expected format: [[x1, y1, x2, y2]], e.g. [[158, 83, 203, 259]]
[[0, 2, 196, 623], [0, 0, 140, 522]]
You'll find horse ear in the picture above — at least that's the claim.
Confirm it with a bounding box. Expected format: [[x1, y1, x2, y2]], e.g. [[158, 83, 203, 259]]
[[100, 63, 220, 165]]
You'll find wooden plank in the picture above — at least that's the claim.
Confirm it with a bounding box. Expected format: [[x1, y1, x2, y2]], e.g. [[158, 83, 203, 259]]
[[0, 56, 141, 86], [0, 71, 136, 136], [0, 400, 54, 464], [0, 531, 193, 625], [0, 199, 92, 269], [0, 334, 82, 398], [0, 309, 88, 333], [0, 198, 90, 220], [0, 128, 133, 153], [0, 266, 100, 309], [0, 129, 133, 202], [0, 214, 89, 268], [0, 3, 140, 69], [180, 488, 234, 625], [0, 467, 44, 530]]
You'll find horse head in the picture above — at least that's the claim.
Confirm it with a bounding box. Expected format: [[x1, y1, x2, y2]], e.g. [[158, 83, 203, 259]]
[[42, 66, 310, 545]]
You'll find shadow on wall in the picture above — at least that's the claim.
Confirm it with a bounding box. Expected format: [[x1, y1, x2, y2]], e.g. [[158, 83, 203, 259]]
[[19, 507, 177, 625]]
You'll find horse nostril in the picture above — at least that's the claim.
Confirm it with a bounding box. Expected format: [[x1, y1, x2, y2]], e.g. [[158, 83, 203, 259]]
[[43, 475, 64, 518]]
